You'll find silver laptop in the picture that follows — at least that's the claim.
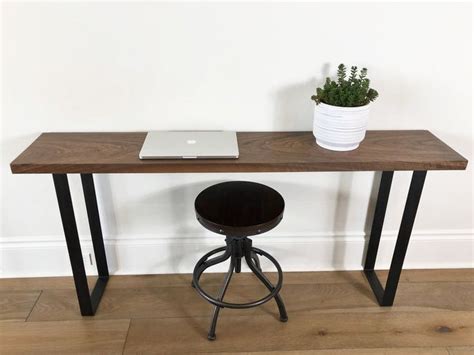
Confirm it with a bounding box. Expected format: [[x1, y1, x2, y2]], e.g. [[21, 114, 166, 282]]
[[139, 131, 239, 159]]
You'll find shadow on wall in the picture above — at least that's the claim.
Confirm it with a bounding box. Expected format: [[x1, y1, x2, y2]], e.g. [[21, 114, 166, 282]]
[[331, 172, 382, 272], [271, 61, 382, 273], [272, 62, 331, 131], [96, 175, 338, 273], [331, 173, 353, 270], [92, 173, 383, 274], [98, 177, 225, 273], [93, 172, 382, 274], [362, 171, 381, 267], [94, 174, 119, 271], [329, 171, 379, 299]]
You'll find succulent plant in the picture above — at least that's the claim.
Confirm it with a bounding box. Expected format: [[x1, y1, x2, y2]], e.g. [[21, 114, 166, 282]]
[[311, 64, 378, 107]]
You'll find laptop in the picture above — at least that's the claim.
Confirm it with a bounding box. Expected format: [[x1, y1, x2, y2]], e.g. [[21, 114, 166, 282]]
[[139, 131, 239, 159]]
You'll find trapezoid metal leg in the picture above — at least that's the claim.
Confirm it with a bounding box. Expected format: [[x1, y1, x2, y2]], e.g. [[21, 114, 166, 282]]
[[382, 170, 427, 306], [53, 173, 109, 316], [364, 170, 427, 306]]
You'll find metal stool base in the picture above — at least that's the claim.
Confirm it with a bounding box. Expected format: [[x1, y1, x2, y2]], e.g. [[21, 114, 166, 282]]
[[193, 237, 288, 340]]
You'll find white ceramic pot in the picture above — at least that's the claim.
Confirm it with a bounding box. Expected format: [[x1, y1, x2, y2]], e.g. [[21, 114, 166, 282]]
[[313, 102, 370, 151]]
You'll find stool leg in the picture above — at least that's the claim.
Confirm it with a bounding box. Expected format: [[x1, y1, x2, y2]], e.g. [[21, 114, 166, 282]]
[[245, 252, 288, 322], [251, 251, 261, 271], [194, 246, 232, 286], [208, 257, 235, 341]]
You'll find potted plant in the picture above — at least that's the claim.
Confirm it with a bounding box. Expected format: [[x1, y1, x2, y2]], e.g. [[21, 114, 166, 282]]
[[311, 64, 378, 151]]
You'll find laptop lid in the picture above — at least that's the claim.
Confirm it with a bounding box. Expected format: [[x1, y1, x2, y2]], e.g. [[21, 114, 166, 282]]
[[139, 131, 239, 159]]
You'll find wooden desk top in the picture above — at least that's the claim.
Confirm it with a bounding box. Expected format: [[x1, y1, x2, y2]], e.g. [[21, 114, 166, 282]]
[[10, 131, 468, 174]]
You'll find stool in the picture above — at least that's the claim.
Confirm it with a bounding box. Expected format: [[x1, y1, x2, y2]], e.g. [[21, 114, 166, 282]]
[[192, 181, 288, 340]]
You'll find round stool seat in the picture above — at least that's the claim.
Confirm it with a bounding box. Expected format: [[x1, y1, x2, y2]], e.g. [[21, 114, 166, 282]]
[[195, 181, 284, 237]]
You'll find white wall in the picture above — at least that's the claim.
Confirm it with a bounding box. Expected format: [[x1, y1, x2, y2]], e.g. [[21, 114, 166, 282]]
[[1, 2, 472, 277]]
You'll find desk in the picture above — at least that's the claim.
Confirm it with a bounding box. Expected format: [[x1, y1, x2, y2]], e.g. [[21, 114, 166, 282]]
[[10, 130, 468, 316]]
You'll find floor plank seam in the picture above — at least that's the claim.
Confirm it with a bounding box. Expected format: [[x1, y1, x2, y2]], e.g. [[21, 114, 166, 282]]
[[14, 280, 473, 299], [121, 319, 132, 355], [25, 290, 42, 322], [22, 306, 472, 324], [120, 308, 472, 321], [32, 279, 474, 292], [189, 344, 459, 354], [3, 271, 471, 291]]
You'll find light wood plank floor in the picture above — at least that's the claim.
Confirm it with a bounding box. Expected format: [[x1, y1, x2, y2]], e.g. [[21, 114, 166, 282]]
[[0, 269, 473, 354]]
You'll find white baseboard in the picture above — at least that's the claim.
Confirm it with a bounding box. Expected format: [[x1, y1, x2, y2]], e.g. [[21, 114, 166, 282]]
[[1, 231, 473, 278]]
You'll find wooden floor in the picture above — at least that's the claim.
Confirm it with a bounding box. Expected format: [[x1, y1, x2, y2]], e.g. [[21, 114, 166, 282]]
[[0, 269, 473, 354]]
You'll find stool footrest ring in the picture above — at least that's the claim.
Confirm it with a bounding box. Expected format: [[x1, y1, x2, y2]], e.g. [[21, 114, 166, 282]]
[[192, 244, 284, 309]]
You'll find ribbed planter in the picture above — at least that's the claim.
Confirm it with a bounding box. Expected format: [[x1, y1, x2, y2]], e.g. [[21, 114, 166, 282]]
[[313, 102, 370, 151]]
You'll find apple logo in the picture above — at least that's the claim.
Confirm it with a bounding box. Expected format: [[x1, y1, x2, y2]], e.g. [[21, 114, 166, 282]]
[[187, 139, 197, 145]]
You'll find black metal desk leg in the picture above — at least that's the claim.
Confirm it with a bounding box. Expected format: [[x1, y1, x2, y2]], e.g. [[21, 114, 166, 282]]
[[364, 171, 394, 271], [382, 170, 427, 305], [53, 174, 109, 316], [364, 171, 427, 306], [81, 174, 109, 278]]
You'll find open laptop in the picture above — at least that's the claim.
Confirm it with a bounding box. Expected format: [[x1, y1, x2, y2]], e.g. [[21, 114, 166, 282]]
[[139, 131, 239, 159]]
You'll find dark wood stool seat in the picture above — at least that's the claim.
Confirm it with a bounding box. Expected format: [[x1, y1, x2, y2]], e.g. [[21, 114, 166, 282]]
[[195, 181, 284, 237]]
